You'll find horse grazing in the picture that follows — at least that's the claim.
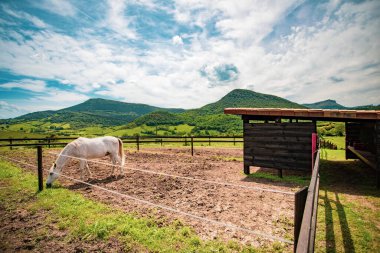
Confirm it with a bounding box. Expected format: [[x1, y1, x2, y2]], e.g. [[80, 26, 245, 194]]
[[46, 136, 125, 188]]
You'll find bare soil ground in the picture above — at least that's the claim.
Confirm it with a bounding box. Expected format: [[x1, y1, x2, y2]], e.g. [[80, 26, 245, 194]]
[[0, 202, 126, 252], [1, 147, 300, 249]]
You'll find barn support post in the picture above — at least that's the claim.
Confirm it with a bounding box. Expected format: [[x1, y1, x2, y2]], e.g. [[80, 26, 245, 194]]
[[191, 136, 194, 156], [243, 118, 250, 175], [244, 165, 250, 175], [294, 186, 308, 251], [37, 146, 43, 191], [376, 121, 380, 189]]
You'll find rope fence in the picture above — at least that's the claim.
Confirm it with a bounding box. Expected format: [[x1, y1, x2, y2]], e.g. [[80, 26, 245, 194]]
[[0, 153, 294, 244], [48, 152, 295, 196]]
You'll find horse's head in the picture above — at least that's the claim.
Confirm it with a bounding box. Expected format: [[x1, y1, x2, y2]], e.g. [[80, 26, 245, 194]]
[[46, 163, 59, 188]]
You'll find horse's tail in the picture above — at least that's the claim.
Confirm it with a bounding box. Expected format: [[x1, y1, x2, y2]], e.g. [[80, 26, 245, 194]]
[[118, 138, 125, 166]]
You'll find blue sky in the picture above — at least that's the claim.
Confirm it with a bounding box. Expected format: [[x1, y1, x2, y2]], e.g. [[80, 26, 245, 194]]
[[0, 0, 379, 118]]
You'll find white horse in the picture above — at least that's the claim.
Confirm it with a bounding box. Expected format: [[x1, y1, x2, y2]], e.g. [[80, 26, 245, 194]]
[[46, 136, 125, 188]]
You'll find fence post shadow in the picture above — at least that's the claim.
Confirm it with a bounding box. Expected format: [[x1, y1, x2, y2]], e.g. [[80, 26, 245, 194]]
[[323, 189, 336, 253], [335, 192, 355, 253]]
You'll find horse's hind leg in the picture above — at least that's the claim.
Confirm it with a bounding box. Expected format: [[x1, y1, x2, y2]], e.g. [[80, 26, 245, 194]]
[[110, 155, 116, 177], [117, 155, 125, 176]]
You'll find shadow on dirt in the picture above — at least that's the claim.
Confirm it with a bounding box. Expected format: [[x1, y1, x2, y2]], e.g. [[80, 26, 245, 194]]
[[68, 175, 124, 190]]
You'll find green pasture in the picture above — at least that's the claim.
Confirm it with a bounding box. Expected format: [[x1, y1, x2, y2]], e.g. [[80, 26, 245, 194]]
[[321, 136, 345, 150], [2, 119, 346, 139]]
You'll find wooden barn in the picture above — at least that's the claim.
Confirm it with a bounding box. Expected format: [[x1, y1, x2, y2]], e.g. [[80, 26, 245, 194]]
[[224, 108, 380, 188]]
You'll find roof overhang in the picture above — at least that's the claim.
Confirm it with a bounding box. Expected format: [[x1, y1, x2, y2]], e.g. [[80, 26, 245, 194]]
[[224, 108, 380, 122]]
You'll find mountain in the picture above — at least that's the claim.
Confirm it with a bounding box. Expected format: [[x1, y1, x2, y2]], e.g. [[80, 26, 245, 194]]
[[351, 105, 380, 110], [11, 98, 184, 128], [303, 99, 380, 110], [134, 89, 306, 134], [303, 99, 346, 109], [191, 89, 306, 115], [62, 98, 183, 114]]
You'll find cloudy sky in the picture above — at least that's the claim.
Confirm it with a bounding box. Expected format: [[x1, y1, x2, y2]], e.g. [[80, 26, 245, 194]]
[[0, 0, 379, 119]]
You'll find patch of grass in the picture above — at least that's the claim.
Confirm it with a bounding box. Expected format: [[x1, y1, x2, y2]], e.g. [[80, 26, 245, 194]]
[[0, 159, 287, 252], [320, 149, 345, 161], [211, 156, 243, 162], [316, 153, 380, 253], [322, 136, 345, 150], [247, 172, 310, 186]]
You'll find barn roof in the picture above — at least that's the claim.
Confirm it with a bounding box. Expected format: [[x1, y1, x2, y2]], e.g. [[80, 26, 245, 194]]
[[224, 108, 380, 121]]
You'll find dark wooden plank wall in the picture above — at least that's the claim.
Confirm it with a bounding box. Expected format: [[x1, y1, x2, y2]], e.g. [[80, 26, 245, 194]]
[[346, 122, 376, 159], [243, 122, 315, 173]]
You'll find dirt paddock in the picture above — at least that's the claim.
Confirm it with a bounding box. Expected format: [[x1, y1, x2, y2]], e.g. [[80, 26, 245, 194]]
[[2, 147, 302, 248]]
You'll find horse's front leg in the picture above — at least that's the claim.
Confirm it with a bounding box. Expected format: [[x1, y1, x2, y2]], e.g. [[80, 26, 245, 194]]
[[85, 161, 92, 179], [79, 160, 86, 181]]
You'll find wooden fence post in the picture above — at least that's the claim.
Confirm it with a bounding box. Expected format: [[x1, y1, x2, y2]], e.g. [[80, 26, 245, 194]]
[[136, 135, 140, 151], [233, 136, 236, 146], [209, 137, 211, 146], [9, 138, 12, 150], [278, 169, 283, 178], [185, 137, 187, 146], [37, 146, 43, 191], [191, 136, 194, 156], [294, 186, 308, 251]]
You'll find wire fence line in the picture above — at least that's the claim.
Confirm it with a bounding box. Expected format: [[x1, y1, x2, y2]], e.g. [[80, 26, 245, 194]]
[[0, 154, 293, 244], [0, 135, 243, 150], [47, 152, 295, 196]]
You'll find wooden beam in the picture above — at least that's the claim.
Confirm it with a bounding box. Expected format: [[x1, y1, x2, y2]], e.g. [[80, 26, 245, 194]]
[[347, 146, 376, 170]]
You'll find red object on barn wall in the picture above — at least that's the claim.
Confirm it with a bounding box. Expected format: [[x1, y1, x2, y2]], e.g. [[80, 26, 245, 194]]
[[312, 133, 318, 170]]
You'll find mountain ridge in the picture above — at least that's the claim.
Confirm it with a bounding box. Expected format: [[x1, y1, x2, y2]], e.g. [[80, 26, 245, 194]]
[[303, 99, 380, 110], [3, 90, 379, 134]]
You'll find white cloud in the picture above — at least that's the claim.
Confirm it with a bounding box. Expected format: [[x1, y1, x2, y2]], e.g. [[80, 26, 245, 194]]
[[34, 0, 77, 17], [172, 35, 183, 45], [1, 79, 47, 92], [104, 0, 138, 39], [32, 89, 89, 103], [2, 5, 48, 28], [0, 101, 29, 119]]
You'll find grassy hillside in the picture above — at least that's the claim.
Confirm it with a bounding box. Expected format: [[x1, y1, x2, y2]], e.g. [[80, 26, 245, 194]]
[[2, 98, 184, 128]]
